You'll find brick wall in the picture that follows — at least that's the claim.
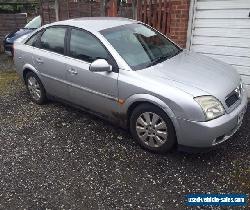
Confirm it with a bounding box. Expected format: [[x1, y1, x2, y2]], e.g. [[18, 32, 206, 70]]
[[169, 0, 190, 47], [40, 0, 56, 24], [0, 13, 27, 52]]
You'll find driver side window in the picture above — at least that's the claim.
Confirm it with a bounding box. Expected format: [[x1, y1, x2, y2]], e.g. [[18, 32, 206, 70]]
[[69, 28, 109, 63]]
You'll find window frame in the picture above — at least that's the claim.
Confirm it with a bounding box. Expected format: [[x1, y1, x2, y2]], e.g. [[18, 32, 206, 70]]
[[66, 26, 119, 73], [25, 29, 45, 48], [37, 25, 68, 55]]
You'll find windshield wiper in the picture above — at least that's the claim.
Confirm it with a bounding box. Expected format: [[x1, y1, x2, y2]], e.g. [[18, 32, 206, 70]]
[[153, 55, 170, 64], [145, 56, 166, 68], [24, 27, 38, 30], [146, 49, 183, 68], [146, 55, 169, 68]]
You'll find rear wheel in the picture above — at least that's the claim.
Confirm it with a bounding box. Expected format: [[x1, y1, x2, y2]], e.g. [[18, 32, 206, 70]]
[[130, 104, 176, 153], [25, 72, 46, 104]]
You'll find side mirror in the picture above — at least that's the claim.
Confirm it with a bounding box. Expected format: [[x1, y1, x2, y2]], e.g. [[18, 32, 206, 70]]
[[89, 59, 112, 72]]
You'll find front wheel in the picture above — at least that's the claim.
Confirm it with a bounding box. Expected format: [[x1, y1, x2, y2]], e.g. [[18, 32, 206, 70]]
[[25, 72, 47, 104], [130, 104, 176, 153]]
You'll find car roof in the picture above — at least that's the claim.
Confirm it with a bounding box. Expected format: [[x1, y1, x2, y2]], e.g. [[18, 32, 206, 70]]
[[50, 17, 138, 32]]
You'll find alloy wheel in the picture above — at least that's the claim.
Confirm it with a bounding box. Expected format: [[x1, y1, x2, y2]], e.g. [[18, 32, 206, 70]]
[[27, 76, 42, 101], [136, 112, 168, 148]]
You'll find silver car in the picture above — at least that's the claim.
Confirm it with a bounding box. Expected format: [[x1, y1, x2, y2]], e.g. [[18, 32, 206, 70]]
[[14, 17, 248, 153]]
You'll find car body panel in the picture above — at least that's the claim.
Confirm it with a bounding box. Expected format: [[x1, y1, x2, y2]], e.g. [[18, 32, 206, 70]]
[[64, 56, 119, 119], [136, 50, 242, 114], [13, 17, 248, 149], [32, 49, 69, 100], [177, 90, 248, 147]]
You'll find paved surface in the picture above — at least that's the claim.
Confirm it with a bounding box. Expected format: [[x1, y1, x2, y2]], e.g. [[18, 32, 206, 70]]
[[0, 54, 249, 209]]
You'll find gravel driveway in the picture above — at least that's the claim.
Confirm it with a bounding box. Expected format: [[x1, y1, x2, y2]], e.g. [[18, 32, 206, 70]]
[[0, 54, 249, 209]]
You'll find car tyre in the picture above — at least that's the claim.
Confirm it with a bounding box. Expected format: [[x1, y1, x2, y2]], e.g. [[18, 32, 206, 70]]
[[130, 104, 176, 153], [25, 72, 47, 104]]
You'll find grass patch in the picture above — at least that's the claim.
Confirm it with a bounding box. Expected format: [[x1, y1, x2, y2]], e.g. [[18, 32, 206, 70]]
[[0, 72, 19, 93], [0, 53, 15, 72]]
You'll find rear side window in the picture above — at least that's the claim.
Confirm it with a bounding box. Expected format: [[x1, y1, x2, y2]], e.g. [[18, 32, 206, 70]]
[[40, 27, 66, 54], [26, 31, 43, 47], [69, 28, 109, 63]]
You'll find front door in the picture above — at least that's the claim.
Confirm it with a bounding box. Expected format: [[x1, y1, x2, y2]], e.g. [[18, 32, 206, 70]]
[[65, 28, 119, 118]]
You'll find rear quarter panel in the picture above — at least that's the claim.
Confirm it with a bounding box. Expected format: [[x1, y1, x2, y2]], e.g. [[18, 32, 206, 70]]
[[13, 35, 38, 81]]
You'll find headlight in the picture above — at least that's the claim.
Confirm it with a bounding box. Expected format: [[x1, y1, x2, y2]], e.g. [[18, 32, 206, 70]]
[[239, 80, 243, 91], [194, 96, 225, 121]]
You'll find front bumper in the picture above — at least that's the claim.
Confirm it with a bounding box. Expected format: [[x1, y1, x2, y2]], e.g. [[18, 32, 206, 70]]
[[176, 90, 248, 148]]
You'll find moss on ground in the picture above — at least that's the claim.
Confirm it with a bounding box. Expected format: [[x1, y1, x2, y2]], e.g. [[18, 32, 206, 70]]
[[0, 54, 15, 72], [0, 72, 19, 93]]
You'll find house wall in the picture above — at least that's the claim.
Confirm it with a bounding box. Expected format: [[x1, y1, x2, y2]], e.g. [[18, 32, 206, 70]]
[[188, 0, 250, 96], [168, 0, 190, 48], [0, 13, 27, 52]]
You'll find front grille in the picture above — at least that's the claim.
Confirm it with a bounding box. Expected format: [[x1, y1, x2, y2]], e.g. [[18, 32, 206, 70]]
[[225, 84, 242, 108], [225, 93, 239, 107]]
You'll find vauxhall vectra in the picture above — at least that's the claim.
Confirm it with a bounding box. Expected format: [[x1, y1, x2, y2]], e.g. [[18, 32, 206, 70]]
[[14, 17, 248, 153]]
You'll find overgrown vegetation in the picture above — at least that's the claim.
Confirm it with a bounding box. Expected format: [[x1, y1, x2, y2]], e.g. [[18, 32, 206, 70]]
[[0, 54, 18, 93], [0, 72, 19, 93], [0, 54, 15, 72], [0, 1, 38, 14]]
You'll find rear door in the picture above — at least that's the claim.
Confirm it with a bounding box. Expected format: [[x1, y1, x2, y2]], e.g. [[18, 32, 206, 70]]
[[33, 26, 69, 100], [64, 28, 119, 118]]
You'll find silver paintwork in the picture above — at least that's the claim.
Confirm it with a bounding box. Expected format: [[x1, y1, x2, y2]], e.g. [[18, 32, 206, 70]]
[[89, 59, 112, 72], [13, 17, 248, 149]]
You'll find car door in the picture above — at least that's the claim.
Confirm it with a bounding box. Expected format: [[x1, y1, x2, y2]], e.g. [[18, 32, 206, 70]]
[[32, 26, 69, 100], [65, 28, 119, 118]]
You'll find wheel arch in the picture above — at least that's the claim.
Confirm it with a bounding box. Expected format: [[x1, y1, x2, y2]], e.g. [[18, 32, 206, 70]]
[[22, 64, 40, 83], [124, 94, 181, 142]]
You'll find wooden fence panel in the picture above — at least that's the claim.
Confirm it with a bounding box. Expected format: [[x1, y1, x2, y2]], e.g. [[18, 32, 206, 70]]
[[106, 0, 133, 19], [40, 0, 101, 24], [0, 13, 27, 52], [137, 0, 171, 36], [40, 0, 56, 24]]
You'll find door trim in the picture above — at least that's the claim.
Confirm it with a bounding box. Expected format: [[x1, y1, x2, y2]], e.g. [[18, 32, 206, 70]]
[[40, 72, 118, 102]]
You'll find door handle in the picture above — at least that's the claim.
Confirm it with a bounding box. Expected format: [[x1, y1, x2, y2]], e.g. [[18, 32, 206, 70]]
[[36, 58, 43, 64], [67, 68, 78, 75]]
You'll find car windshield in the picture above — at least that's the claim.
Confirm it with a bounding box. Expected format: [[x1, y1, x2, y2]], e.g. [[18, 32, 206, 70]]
[[100, 23, 182, 70], [24, 16, 41, 29]]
